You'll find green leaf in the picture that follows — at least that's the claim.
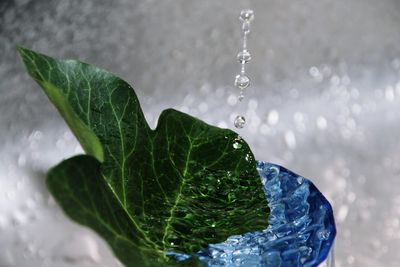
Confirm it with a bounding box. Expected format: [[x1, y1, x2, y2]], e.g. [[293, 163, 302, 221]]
[[17, 47, 269, 266]]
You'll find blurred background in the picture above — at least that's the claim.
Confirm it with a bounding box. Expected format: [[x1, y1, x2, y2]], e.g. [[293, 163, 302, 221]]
[[1, 0, 400, 266]]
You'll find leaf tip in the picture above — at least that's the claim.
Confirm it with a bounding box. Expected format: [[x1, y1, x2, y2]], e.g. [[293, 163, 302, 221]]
[[16, 44, 25, 53], [16, 45, 31, 57], [16, 46, 45, 66], [16, 46, 37, 73]]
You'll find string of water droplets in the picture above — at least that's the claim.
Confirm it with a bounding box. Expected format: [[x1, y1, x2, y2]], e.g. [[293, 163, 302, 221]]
[[234, 9, 255, 129]]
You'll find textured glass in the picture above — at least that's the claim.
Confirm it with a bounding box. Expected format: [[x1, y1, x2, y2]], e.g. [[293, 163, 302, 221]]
[[170, 161, 336, 266]]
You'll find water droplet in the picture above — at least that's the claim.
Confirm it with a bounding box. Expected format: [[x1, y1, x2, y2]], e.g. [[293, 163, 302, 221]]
[[239, 9, 255, 22], [233, 142, 242, 149], [238, 92, 245, 101], [237, 50, 251, 63], [234, 74, 250, 90], [297, 176, 304, 184], [233, 136, 243, 149], [234, 115, 246, 128], [317, 229, 330, 240]]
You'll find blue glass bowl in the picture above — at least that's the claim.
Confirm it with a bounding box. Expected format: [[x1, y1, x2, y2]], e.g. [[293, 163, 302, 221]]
[[171, 161, 336, 266]]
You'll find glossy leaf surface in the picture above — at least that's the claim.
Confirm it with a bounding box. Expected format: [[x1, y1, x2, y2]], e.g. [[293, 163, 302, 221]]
[[18, 47, 269, 266]]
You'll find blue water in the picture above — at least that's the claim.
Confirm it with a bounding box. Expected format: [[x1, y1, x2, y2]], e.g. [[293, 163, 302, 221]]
[[171, 161, 336, 267]]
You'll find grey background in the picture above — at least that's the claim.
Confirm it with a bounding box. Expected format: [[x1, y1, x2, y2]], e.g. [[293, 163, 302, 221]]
[[1, 0, 400, 266]]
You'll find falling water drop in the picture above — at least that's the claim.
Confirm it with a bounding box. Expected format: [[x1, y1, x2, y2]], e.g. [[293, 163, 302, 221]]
[[234, 74, 250, 90], [234, 115, 246, 128], [237, 50, 252, 63], [239, 9, 255, 22]]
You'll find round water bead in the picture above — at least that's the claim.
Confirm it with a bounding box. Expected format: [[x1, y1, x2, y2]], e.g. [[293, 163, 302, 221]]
[[237, 50, 252, 63], [239, 9, 255, 22], [234, 115, 246, 128], [234, 74, 250, 90]]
